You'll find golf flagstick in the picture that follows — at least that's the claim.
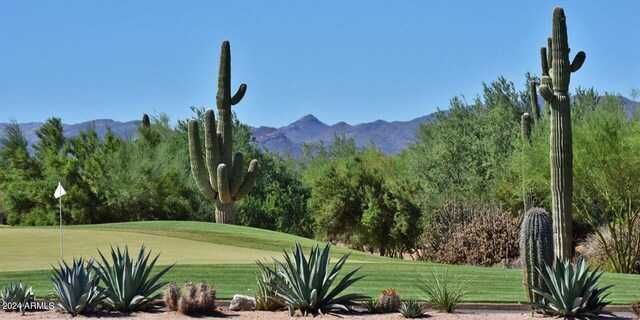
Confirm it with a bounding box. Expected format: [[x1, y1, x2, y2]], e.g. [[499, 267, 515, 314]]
[[54, 182, 67, 260]]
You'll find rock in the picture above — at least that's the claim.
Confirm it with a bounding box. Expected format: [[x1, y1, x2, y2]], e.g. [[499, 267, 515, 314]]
[[229, 294, 256, 311]]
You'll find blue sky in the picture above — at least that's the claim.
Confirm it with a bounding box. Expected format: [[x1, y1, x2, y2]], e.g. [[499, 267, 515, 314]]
[[1, 1, 638, 128]]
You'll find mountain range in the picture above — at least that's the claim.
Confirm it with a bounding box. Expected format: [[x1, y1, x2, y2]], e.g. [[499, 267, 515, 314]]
[[1, 96, 638, 155]]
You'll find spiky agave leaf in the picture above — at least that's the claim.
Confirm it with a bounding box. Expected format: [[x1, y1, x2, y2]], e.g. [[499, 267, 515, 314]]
[[399, 301, 425, 318], [94, 245, 175, 311], [50, 257, 105, 315], [262, 243, 367, 316], [1, 282, 35, 315], [528, 257, 614, 318]]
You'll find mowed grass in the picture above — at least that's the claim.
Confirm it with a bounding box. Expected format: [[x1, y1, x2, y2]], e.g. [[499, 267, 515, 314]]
[[1, 221, 639, 304]]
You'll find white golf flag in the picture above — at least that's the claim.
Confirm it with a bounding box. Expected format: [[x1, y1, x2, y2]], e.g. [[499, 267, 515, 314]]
[[54, 182, 67, 199]]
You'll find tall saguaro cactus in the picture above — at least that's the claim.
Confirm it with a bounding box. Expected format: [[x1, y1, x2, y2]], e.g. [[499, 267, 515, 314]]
[[529, 81, 541, 125], [538, 7, 585, 260], [188, 41, 259, 224]]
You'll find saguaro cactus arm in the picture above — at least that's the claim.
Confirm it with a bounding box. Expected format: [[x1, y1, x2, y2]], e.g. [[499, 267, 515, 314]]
[[231, 83, 247, 105], [234, 159, 259, 201], [204, 109, 220, 192], [188, 120, 216, 201], [529, 81, 540, 124]]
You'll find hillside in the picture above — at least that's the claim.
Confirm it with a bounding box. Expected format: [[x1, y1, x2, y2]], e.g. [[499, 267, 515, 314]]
[[1, 96, 638, 155]]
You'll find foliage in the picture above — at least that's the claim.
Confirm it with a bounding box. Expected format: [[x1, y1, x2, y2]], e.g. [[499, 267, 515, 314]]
[[253, 260, 285, 311], [50, 257, 104, 315], [94, 245, 174, 311], [398, 300, 426, 318], [261, 243, 367, 316], [404, 77, 528, 213], [1, 281, 35, 315], [377, 288, 402, 313], [578, 225, 640, 274], [418, 201, 519, 266], [529, 257, 613, 318], [305, 136, 422, 257], [417, 269, 468, 313]]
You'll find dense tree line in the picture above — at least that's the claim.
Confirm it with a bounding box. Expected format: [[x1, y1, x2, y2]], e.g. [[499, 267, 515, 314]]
[[1, 77, 638, 265]]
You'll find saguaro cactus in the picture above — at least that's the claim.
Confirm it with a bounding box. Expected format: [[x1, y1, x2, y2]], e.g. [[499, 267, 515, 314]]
[[521, 113, 532, 211], [520, 207, 553, 309], [188, 41, 259, 224], [529, 81, 541, 125], [538, 7, 585, 260]]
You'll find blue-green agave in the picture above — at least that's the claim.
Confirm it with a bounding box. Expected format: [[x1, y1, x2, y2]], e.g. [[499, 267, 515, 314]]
[[94, 245, 174, 311], [50, 257, 104, 315], [529, 257, 613, 318], [262, 243, 367, 316]]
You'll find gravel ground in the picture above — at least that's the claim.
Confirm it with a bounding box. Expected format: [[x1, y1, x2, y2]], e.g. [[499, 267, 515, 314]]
[[2, 308, 637, 320]]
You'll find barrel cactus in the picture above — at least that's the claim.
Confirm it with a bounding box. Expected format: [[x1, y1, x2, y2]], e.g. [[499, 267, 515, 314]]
[[520, 207, 553, 309], [188, 41, 259, 224], [538, 7, 585, 260]]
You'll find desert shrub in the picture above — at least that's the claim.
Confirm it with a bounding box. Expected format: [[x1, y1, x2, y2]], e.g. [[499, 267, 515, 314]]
[[417, 269, 468, 313], [578, 223, 640, 274], [50, 258, 104, 315], [418, 201, 520, 266], [260, 243, 367, 316], [399, 300, 426, 318], [1, 282, 35, 315], [163, 283, 180, 311], [94, 245, 174, 311], [529, 257, 613, 318], [377, 288, 401, 313]]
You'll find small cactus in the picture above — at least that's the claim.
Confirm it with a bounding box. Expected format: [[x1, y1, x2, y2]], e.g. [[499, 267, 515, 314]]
[[163, 283, 180, 311], [174, 281, 216, 315], [631, 301, 640, 318], [520, 207, 553, 310], [377, 288, 402, 313]]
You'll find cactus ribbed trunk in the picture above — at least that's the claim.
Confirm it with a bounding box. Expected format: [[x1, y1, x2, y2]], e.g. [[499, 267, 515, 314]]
[[520, 208, 553, 310], [550, 94, 573, 259], [215, 201, 236, 224], [538, 7, 584, 260], [529, 81, 540, 125]]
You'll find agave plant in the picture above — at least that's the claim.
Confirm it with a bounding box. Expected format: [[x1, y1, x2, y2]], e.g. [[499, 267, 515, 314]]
[[399, 300, 426, 318], [94, 245, 174, 311], [262, 242, 367, 316], [529, 257, 613, 318], [1, 282, 35, 315], [253, 260, 285, 311], [50, 257, 105, 315]]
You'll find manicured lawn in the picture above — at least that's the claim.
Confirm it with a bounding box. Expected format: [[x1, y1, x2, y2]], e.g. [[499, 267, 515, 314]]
[[1, 221, 639, 304]]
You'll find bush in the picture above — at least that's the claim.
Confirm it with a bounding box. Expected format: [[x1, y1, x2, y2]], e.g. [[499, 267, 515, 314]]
[[1, 282, 35, 315], [417, 269, 468, 313], [94, 245, 174, 311], [529, 257, 613, 318], [578, 224, 640, 274], [418, 201, 520, 266], [260, 243, 367, 316], [50, 258, 104, 315]]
